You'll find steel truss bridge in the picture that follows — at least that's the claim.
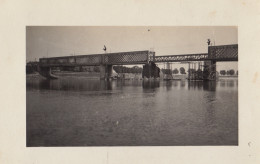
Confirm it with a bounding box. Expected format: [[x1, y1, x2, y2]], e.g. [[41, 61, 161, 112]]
[[39, 44, 238, 67], [38, 44, 237, 79]]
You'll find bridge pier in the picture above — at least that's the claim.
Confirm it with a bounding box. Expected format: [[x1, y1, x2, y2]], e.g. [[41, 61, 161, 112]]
[[163, 62, 173, 80], [38, 66, 58, 79], [203, 60, 217, 81], [142, 62, 160, 79], [100, 64, 113, 80]]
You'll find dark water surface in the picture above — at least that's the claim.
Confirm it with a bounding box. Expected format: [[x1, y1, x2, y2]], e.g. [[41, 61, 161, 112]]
[[26, 77, 238, 146]]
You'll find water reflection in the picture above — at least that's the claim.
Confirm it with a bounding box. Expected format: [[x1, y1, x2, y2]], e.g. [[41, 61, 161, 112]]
[[164, 80, 182, 91], [26, 77, 238, 146], [29, 78, 114, 91], [180, 80, 186, 88], [203, 81, 217, 91], [219, 79, 237, 88], [102, 80, 113, 90], [220, 80, 226, 87], [188, 81, 203, 90], [27, 77, 238, 92], [226, 80, 235, 87], [204, 103, 217, 129], [187, 81, 217, 91], [165, 81, 173, 91], [142, 80, 160, 89]]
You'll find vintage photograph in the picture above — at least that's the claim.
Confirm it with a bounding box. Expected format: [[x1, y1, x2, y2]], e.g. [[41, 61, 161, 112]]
[[26, 26, 238, 146]]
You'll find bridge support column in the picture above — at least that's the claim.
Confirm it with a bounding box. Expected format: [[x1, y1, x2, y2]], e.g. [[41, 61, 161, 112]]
[[38, 66, 58, 79], [100, 64, 113, 80], [107, 65, 113, 79], [100, 64, 106, 80], [142, 62, 160, 79], [203, 60, 217, 81], [188, 63, 190, 80], [164, 62, 173, 80]]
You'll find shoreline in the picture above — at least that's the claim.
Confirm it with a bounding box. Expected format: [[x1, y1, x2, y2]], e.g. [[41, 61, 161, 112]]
[[26, 72, 238, 80]]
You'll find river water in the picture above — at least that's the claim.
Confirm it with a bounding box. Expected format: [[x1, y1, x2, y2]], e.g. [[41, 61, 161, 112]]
[[26, 77, 238, 146]]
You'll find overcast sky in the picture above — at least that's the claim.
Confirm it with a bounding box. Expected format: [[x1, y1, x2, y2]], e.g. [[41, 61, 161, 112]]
[[26, 26, 238, 71]]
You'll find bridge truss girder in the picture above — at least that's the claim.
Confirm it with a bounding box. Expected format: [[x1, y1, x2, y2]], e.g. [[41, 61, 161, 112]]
[[154, 53, 208, 63], [154, 44, 238, 63], [39, 50, 154, 67]]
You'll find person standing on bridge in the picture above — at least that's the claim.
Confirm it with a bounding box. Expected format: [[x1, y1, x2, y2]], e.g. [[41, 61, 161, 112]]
[[207, 39, 211, 46], [103, 45, 107, 53]]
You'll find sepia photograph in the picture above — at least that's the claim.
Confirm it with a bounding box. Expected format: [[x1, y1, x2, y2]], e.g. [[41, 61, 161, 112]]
[[26, 26, 238, 147], [2, 0, 260, 163]]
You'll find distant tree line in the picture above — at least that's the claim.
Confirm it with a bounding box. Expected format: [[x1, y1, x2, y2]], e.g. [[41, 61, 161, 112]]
[[62, 65, 144, 73], [161, 69, 172, 74], [161, 67, 186, 75], [219, 69, 238, 76], [56, 66, 100, 72], [113, 66, 142, 74], [161, 67, 238, 76]]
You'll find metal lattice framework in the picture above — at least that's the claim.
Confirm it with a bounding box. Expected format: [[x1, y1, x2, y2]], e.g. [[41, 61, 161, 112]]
[[154, 53, 208, 63], [148, 51, 155, 62], [39, 55, 101, 66], [154, 44, 238, 63], [208, 44, 238, 61], [104, 51, 151, 65], [39, 51, 152, 67]]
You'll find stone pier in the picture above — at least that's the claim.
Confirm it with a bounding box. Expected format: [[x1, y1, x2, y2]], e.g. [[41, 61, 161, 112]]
[[100, 64, 113, 80], [203, 60, 217, 80], [142, 62, 160, 79], [38, 66, 58, 79]]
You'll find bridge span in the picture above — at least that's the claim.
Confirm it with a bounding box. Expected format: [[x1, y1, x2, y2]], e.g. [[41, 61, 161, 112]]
[[38, 44, 238, 80], [154, 44, 238, 62]]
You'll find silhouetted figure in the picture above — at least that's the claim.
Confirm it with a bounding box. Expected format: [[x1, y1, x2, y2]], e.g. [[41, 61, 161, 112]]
[[207, 39, 211, 46], [103, 45, 107, 52]]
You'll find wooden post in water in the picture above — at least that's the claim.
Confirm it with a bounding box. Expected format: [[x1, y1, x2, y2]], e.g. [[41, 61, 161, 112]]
[[195, 63, 197, 80], [188, 62, 190, 80]]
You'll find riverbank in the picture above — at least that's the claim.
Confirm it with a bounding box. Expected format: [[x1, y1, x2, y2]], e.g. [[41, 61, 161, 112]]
[[26, 72, 238, 81], [53, 71, 100, 79], [26, 72, 101, 79], [160, 73, 188, 80], [219, 75, 238, 78], [26, 72, 144, 80]]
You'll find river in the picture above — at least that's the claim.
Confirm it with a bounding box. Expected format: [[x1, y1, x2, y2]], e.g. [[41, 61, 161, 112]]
[[26, 76, 238, 146]]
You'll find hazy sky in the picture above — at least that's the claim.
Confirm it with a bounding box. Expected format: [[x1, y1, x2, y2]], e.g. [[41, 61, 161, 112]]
[[26, 26, 238, 71]]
